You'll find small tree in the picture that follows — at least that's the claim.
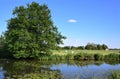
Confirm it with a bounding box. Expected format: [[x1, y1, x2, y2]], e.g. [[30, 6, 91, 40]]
[[5, 2, 66, 58]]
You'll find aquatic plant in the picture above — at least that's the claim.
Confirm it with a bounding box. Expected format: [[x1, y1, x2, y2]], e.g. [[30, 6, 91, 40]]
[[109, 70, 120, 79], [104, 53, 119, 61]]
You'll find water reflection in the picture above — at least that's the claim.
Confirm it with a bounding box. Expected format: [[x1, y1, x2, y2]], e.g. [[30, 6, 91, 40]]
[[0, 59, 119, 79], [0, 67, 5, 79], [0, 59, 62, 79]]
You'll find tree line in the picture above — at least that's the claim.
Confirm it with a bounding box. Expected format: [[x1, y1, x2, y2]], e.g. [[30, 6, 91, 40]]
[[58, 43, 108, 50]]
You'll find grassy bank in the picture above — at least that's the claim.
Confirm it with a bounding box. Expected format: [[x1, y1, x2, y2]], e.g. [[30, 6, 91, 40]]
[[39, 50, 120, 61], [52, 50, 119, 55]]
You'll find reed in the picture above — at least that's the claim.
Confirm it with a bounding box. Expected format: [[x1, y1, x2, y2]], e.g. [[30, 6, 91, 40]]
[[38, 50, 120, 61], [94, 53, 104, 60], [109, 70, 120, 79], [104, 53, 120, 61]]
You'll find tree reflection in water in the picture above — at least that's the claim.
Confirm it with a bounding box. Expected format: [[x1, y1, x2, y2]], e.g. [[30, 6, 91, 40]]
[[0, 59, 120, 79], [0, 60, 62, 79]]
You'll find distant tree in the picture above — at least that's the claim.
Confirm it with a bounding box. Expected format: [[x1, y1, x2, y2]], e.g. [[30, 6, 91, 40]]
[[85, 44, 93, 50], [55, 46, 62, 50], [77, 46, 84, 50], [102, 44, 108, 50], [85, 43, 108, 50], [71, 46, 76, 50], [97, 44, 102, 50], [5, 2, 66, 58], [85, 43, 97, 50], [62, 46, 71, 50]]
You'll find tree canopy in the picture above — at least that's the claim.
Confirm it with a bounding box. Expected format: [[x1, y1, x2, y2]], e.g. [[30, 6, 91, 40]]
[[5, 2, 66, 58], [85, 43, 108, 50]]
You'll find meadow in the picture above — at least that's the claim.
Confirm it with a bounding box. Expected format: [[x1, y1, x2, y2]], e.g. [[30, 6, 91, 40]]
[[38, 50, 120, 61], [52, 50, 119, 56]]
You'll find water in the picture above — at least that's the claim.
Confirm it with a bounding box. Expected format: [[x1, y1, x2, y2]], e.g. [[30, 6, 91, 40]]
[[51, 63, 120, 79], [0, 59, 120, 79]]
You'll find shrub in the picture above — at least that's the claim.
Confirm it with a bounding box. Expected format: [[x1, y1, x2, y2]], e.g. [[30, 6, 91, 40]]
[[83, 53, 94, 60], [49, 55, 61, 61], [74, 53, 84, 60], [94, 53, 104, 60], [65, 54, 74, 60]]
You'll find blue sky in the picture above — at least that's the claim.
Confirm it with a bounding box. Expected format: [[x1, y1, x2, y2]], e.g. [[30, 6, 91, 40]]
[[0, 0, 120, 48]]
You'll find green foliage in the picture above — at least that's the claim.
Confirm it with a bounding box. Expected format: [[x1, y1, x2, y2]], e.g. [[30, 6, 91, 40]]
[[102, 44, 108, 50], [77, 46, 84, 50], [5, 2, 66, 59], [66, 53, 74, 60], [71, 46, 77, 50], [84, 53, 94, 60], [85, 43, 108, 50], [74, 53, 84, 60], [104, 53, 119, 61], [0, 35, 12, 58], [94, 53, 104, 60], [56, 43, 108, 50], [62, 46, 71, 50], [109, 70, 120, 79], [0, 35, 5, 48], [97, 44, 102, 50], [85, 43, 97, 50], [74, 53, 94, 60], [4, 61, 62, 79]]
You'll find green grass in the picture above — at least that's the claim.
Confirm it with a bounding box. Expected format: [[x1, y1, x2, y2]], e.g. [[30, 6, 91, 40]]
[[38, 50, 120, 61], [52, 50, 119, 56], [49, 50, 120, 61]]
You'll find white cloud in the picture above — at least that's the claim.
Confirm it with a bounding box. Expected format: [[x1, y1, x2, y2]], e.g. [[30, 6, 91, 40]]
[[68, 19, 77, 23]]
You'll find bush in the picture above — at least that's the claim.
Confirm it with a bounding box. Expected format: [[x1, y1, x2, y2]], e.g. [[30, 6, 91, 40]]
[[83, 53, 94, 60], [94, 53, 104, 60], [66, 54, 74, 60], [74, 53, 94, 60], [74, 53, 84, 60], [49, 55, 67, 61]]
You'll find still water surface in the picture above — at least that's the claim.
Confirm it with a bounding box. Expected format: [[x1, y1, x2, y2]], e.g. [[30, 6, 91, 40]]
[[0, 59, 120, 79]]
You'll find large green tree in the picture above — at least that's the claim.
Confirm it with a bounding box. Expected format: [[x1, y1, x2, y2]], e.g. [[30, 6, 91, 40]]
[[5, 2, 66, 58]]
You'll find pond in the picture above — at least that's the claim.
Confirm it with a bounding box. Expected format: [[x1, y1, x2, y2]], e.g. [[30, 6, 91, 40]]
[[0, 59, 120, 79]]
